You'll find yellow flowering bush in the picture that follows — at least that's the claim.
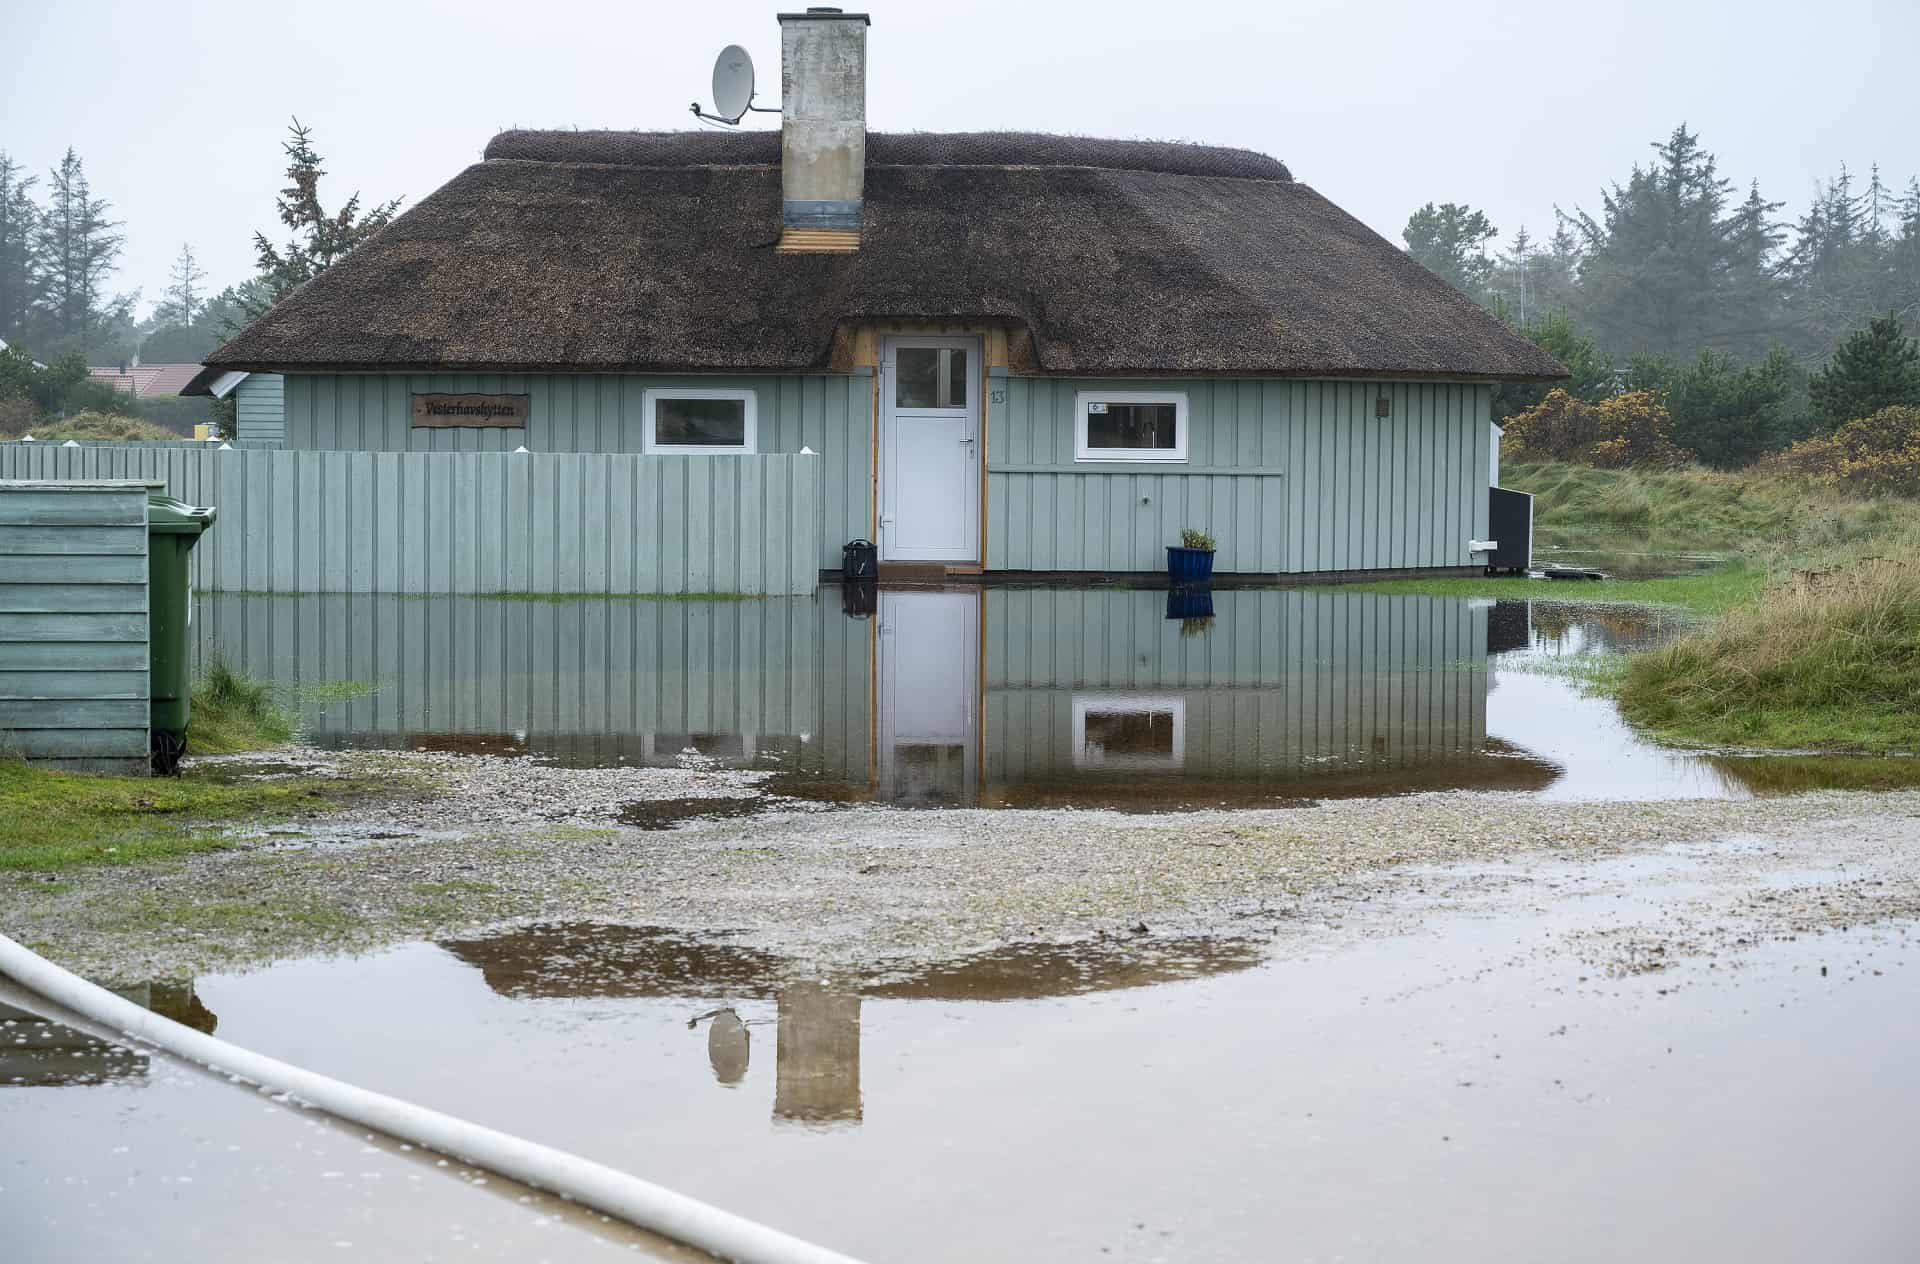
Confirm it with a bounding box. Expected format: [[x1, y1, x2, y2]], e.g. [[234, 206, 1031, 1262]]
[[1502, 389, 1689, 469], [1766, 406, 1920, 498]]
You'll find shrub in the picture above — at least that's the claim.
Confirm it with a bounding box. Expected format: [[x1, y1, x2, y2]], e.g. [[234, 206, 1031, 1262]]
[[1502, 389, 1689, 469], [1765, 405, 1920, 498], [19, 411, 183, 443], [0, 396, 39, 438], [1179, 527, 1216, 551]]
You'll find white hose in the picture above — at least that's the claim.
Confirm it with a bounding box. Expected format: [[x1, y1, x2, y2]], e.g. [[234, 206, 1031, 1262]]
[[0, 933, 867, 1264]]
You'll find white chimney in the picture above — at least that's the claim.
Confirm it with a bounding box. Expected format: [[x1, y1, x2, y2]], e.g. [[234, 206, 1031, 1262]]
[[776, 8, 869, 252]]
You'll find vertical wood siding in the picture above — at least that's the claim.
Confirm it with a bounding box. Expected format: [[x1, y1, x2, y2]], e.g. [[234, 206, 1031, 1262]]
[[282, 372, 871, 571], [0, 482, 151, 773], [987, 378, 1492, 574], [234, 374, 285, 446], [0, 448, 820, 596]]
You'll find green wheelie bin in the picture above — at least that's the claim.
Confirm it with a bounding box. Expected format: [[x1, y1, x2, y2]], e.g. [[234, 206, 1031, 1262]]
[[148, 494, 216, 773]]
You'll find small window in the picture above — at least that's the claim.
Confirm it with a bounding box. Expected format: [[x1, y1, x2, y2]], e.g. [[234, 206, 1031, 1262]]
[[895, 347, 969, 409], [1074, 390, 1188, 462], [642, 389, 757, 454]]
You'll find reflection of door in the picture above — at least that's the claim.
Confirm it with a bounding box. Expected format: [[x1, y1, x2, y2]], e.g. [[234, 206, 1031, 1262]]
[[877, 590, 978, 805], [880, 337, 979, 562]]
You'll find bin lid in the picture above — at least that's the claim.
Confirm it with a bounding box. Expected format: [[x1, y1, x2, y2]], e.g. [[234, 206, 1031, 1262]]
[[148, 494, 217, 534]]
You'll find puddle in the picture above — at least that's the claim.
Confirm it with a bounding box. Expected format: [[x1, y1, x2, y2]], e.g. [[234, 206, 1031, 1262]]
[[614, 796, 772, 830], [10, 894, 1917, 1262], [192, 587, 1912, 807]]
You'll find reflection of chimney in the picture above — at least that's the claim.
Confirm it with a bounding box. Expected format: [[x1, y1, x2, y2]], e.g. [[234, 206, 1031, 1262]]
[[773, 983, 862, 1124], [776, 8, 869, 254], [707, 1010, 751, 1085]]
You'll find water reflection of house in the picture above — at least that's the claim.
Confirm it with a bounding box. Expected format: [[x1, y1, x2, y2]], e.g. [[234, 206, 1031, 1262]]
[[440, 923, 1271, 1129], [196, 587, 1558, 808]]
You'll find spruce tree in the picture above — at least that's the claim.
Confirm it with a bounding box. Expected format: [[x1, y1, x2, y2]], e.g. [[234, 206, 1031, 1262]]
[[156, 242, 206, 329], [1563, 125, 1738, 359], [1808, 313, 1920, 428], [35, 147, 123, 351], [0, 153, 41, 346], [247, 118, 401, 318]]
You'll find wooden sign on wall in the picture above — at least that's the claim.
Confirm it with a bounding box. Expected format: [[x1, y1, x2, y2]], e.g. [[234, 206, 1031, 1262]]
[[409, 393, 530, 428]]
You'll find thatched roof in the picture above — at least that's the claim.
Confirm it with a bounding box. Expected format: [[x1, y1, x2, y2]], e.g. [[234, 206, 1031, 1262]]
[[195, 129, 1566, 384]]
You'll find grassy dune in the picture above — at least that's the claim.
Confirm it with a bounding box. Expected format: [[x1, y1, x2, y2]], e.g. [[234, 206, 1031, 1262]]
[[1619, 558, 1920, 752]]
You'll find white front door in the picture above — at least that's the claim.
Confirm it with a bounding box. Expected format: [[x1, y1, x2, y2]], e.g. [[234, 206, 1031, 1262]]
[[880, 337, 979, 562]]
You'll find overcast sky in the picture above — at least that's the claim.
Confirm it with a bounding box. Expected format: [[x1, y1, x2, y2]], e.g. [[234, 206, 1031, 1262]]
[[6, 0, 1916, 319]]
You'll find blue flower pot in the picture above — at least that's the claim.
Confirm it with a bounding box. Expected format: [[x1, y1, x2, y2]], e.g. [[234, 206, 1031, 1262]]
[[1166, 546, 1215, 586]]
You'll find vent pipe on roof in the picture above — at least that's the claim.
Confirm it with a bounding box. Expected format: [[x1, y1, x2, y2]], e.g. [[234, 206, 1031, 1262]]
[[776, 8, 869, 253]]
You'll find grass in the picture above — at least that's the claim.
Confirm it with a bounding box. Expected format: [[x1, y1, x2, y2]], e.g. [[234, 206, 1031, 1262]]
[[288, 678, 379, 703], [1618, 558, 1920, 753], [475, 591, 760, 603], [1326, 565, 1764, 615], [0, 759, 387, 871], [189, 658, 295, 754]]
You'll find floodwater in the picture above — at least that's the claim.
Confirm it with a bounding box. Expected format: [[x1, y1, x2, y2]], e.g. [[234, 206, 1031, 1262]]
[[190, 584, 1902, 809], [7, 856, 1917, 1263]]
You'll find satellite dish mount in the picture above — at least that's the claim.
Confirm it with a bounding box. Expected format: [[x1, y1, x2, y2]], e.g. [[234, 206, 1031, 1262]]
[[692, 44, 778, 126]]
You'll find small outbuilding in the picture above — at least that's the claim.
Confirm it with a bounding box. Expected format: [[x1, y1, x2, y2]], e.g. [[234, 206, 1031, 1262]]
[[188, 9, 1562, 583]]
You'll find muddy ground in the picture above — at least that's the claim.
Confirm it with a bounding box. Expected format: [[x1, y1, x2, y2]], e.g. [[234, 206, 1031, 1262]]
[[8, 747, 1920, 985]]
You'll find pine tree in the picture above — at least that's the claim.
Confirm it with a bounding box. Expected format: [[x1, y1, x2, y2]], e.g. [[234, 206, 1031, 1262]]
[[1718, 181, 1786, 358], [247, 118, 401, 318], [156, 242, 206, 328], [1563, 125, 1739, 359], [1784, 164, 1886, 354], [0, 152, 41, 346], [1401, 202, 1499, 301], [1807, 313, 1920, 428], [35, 147, 123, 350]]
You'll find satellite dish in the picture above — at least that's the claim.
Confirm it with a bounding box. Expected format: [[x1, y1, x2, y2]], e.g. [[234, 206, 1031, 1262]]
[[712, 45, 754, 123]]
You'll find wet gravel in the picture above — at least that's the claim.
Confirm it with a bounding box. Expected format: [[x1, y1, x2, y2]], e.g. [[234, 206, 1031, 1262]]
[[9, 746, 1920, 983]]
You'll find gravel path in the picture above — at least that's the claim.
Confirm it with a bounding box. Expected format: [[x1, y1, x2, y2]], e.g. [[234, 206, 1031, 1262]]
[[9, 746, 1920, 983]]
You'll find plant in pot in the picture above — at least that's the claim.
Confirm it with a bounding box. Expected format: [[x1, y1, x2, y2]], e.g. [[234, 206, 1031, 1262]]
[[1167, 527, 1216, 586]]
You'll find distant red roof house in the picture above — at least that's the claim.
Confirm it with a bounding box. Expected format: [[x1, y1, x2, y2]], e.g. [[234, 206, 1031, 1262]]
[[88, 363, 203, 397]]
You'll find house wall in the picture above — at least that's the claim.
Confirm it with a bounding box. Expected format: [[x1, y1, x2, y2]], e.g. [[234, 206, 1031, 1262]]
[[269, 369, 1494, 578], [987, 378, 1493, 574], [283, 373, 872, 571], [233, 374, 285, 446], [0, 480, 152, 773]]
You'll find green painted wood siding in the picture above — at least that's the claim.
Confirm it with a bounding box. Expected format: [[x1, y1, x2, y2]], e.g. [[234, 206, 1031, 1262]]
[[234, 374, 285, 446], [0, 447, 820, 596], [282, 373, 871, 570], [988, 378, 1492, 574], [191, 593, 871, 778], [0, 480, 151, 774]]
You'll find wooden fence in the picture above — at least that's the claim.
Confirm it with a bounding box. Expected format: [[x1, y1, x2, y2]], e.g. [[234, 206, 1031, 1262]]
[[0, 446, 821, 595]]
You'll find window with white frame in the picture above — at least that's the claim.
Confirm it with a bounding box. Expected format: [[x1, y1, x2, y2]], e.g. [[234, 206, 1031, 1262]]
[[1073, 390, 1188, 462], [642, 388, 757, 454]]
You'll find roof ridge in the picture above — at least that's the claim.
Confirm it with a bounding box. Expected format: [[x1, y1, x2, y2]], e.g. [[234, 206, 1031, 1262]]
[[483, 128, 1291, 182]]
